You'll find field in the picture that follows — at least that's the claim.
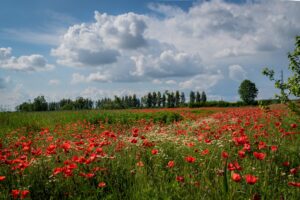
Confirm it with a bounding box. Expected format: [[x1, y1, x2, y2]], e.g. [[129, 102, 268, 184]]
[[0, 107, 299, 199]]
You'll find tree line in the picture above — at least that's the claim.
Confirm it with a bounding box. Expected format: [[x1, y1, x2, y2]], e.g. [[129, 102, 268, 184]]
[[16, 90, 207, 112]]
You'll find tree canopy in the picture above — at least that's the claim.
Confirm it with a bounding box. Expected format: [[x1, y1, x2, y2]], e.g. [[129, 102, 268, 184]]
[[238, 80, 258, 104]]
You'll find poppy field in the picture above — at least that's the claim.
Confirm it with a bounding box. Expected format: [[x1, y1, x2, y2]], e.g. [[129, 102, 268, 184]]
[[0, 107, 299, 199]]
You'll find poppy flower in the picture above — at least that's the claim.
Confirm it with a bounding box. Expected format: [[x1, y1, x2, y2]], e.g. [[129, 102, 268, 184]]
[[253, 152, 266, 160], [185, 156, 196, 163], [201, 149, 209, 155], [167, 160, 175, 168], [270, 145, 278, 152], [176, 176, 184, 183], [231, 173, 242, 182], [98, 182, 106, 188], [21, 190, 30, 199], [238, 150, 246, 159], [11, 190, 20, 199], [0, 176, 5, 181], [136, 161, 144, 167], [245, 174, 258, 185], [290, 123, 297, 128], [222, 151, 229, 159], [282, 161, 290, 167], [151, 149, 158, 155], [258, 141, 266, 150], [243, 143, 251, 151], [131, 138, 138, 144], [288, 182, 300, 187], [290, 168, 298, 175]]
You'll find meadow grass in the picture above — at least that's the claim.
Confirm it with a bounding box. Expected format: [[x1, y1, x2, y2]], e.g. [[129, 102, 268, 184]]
[[0, 107, 299, 199]]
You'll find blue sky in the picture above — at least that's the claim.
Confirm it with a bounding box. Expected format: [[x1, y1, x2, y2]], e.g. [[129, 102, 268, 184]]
[[0, 0, 300, 110]]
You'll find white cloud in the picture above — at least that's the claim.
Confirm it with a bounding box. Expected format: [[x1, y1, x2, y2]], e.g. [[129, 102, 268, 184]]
[[146, 0, 300, 62], [179, 71, 224, 91], [48, 79, 60, 85], [0, 47, 54, 71], [50, 0, 300, 92], [165, 80, 177, 85], [71, 73, 86, 84], [228, 64, 247, 81]]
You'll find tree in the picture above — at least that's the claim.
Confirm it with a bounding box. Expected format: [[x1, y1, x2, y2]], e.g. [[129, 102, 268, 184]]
[[33, 96, 48, 111], [147, 92, 152, 108], [175, 91, 180, 107], [180, 92, 185, 106], [238, 80, 258, 104], [201, 91, 207, 103], [189, 91, 195, 104], [262, 36, 300, 114], [157, 91, 162, 107], [162, 94, 166, 107], [152, 92, 157, 107], [196, 91, 201, 103]]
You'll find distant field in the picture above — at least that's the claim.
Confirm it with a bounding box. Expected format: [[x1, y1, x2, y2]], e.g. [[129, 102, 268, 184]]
[[0, 108, 222, 136], [0, 107, 299, 199]]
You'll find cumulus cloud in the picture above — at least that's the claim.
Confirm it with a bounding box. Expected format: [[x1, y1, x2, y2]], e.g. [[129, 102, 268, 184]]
[[51, 0, 300, 92], [51, 11, 148, 67], [179, 71, 224, 91], [229, 65, 247, 81], [0, 47, 54, 71], [48, 79, 60, 86], [146, 0, 300, 61], [130, 50, 203, 78]]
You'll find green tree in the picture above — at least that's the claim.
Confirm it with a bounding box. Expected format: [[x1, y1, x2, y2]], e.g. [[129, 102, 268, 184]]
[[189, 91, 195, 104], [162, 94, 166, 107], [180, 92, 185, 106], [147, 92, 152, 108], [175, 90, 180, 107], [201, 91, 207, 103], [33, 96, 48, 111], [196, 91, 201, 103], [238, 80, 258, 104], [262, 36, 300, 114], [157, 91, 162, 107]]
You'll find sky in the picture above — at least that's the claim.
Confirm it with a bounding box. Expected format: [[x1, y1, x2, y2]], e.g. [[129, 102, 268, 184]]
[[0, 0, 300, 110]]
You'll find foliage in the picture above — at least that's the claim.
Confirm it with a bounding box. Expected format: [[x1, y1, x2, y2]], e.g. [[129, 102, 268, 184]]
[[238, 80, 258, 104], [262, 36, 300, 114]]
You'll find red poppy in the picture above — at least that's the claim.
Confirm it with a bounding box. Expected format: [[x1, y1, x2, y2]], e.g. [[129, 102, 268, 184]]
[[11, 190, 20, 199], [131, 138, 138, 144], [253, 152, 266, 160], [0, 176, 5, 181], [151, 149, 158, 155], [245, 174, 258, 185], [238, 150, 246, 159], [167, 160, 175, 168], [243, 143, 251, 151], [270, 145, 278, 152], [231, 173, 242, 182], [290, 123, 297, 128], [201, 149, 209, 156], [221, 151, 229, 159], [136, 161, 144, 167], [290, 168, 298, 175], [185, 156, 196, 163], [176, 176, 184, 183], [283, 161, 290, 167], [258, 141, 266, 150], [21, 190, 30, 199], [288, 182, 300, 188], [98, 182, 106, 188]]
